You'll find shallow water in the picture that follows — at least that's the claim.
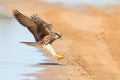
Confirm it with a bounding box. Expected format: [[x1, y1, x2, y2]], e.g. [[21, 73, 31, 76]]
[[0, 18, 46, 80]]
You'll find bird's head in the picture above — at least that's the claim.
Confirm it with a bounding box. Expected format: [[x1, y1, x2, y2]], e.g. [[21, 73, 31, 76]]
[[55, 32, 62, 39]]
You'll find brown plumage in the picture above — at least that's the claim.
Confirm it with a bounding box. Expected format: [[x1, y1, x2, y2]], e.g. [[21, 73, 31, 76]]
[[13, 9, 62, 46]]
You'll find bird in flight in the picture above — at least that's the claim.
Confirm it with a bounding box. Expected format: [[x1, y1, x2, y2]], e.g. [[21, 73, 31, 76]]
[[13, 9, 63, 60]]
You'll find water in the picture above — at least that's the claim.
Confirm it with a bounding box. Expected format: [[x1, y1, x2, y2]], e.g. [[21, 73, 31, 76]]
[[0, 18, 46, 80], [43, 0, 120, 7]]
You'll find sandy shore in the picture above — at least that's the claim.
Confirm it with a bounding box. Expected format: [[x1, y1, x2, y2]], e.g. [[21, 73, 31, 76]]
[[1, 0, 120, 80]]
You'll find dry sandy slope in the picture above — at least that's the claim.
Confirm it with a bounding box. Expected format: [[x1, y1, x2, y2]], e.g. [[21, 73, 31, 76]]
[[45, 9, 120, 80], [1, 0, 120, 80]]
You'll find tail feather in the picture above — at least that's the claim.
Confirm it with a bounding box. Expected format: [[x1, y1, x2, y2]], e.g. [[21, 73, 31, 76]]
[[20, 42, 38, 46]]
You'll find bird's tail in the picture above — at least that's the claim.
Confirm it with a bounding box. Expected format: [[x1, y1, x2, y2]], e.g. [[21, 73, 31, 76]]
[[20, 42, 39, 46]]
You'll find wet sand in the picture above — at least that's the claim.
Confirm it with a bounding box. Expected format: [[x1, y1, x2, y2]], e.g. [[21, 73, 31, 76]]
[[1, 0, 120, 80]]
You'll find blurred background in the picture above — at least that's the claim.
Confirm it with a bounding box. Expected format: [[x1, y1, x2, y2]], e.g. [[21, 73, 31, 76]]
[[0, 0, 120, 80]]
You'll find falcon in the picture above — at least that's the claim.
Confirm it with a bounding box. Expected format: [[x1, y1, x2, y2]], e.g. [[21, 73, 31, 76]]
[[13, 9, 63, 60]]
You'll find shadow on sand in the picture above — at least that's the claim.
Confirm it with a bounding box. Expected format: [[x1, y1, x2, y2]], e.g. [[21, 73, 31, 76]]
[[38, 62, 66, 66]]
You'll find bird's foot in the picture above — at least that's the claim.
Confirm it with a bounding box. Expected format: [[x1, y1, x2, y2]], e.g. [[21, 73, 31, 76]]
[[56, 55, 64, 61]]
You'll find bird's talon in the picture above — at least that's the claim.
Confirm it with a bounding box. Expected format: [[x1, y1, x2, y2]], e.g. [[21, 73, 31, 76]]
[[56, 55, 64, 60]]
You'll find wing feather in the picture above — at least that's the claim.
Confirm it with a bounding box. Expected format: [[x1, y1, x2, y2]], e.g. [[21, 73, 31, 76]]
[[13, 10, 37, 27], [13, 9, 53, 42], [13, 9, 40, 41], [31, 14, 52, 34]]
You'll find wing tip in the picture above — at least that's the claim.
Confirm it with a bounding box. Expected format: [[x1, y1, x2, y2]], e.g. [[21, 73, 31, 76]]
[[12, 9, 21, 16]]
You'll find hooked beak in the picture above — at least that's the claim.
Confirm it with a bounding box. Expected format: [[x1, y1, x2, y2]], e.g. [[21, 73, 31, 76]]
[[60, 36, 62, 40], [59, 34, 62, 40], [56, 32, 62, 40]]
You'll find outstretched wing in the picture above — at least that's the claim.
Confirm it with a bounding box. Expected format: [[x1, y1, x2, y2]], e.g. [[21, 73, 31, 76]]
[[31, 14, 52, 39], [13, 9, 52, 41]]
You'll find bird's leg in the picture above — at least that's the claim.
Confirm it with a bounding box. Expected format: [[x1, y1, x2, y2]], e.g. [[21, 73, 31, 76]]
[[45, 44, 64, 60], [45, 44, 57, 57]]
